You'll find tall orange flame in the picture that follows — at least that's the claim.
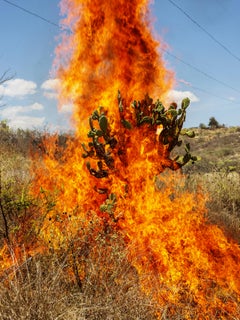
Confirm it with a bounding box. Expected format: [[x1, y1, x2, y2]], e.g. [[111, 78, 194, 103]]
[[56, 0, 173, 133]]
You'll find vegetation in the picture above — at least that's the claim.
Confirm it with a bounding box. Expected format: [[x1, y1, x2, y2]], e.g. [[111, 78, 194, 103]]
[[199, 116, 224, 130], [175, 125, 240, 243], [0, 118, 240, 318], [208, 116, 221, 129]]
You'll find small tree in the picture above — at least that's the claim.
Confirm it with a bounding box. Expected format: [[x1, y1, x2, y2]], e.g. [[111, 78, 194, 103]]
[[199, 123, 207, 130], [208, 117, 220, 129], [0, 71, 13, 108]]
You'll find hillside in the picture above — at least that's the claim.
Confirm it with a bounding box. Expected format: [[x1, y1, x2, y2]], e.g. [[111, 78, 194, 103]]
[[179, 126, 240, 173], [176, 126, 240, 243]]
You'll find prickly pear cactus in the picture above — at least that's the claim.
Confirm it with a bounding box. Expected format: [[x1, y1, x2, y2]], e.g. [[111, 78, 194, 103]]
[[81, 92, 197, 221], [82, 92, 197, 179]]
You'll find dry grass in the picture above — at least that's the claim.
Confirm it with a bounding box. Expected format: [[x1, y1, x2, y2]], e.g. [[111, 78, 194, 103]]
[[0, 253, 76, 320], [0, 239, 158, 320], [185, 170, 240, 243], [1, 126, 240, 319]]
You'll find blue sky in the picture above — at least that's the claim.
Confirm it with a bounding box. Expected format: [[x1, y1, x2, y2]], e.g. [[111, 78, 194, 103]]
[[0, 0, 239, 130]]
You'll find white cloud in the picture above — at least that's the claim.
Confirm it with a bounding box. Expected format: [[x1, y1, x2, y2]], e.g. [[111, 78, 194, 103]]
[[41, 79, 73, 114], [166, 90, 199, 106], [0, 102, 45, 129], [41, 78, 60, 100], [41, 78, 60, 90], [31, 102, 44, 110], [0, 78, 37, 97], [0, 103, 44, 118], [8, 116, 45, 130], [44, 91, 59, 99]]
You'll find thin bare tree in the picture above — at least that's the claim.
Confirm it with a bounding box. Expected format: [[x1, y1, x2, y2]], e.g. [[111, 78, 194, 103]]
[[0, 70, 14, 108]]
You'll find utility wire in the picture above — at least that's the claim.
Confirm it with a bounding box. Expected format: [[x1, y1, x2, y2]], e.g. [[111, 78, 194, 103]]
[[161, 48, 240, 94], [166, 0, 240, 63], [1, 0, 60, 29], [2, 0, 239, 100], [179, 80, 237, 103]]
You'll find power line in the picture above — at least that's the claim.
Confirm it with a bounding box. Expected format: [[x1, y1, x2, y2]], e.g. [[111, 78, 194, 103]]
[[179, 80, 237, 104], [1, 0, 60, 29], [161, 48, 240, 94], [166, 0, 240, 63], [3, 0, 239, 100]]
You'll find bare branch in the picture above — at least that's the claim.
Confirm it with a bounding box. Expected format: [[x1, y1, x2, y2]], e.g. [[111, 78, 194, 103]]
[[0, 70, 15, 108], [0, 70, 14, 85]]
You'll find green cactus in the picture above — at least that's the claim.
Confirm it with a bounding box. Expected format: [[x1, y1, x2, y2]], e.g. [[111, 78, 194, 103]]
[[99, 115, 108, 133], [82, 93, 198, 183], [80, 93, 199, 224], [121, 119, 132, 129], [100, 193, 118, 221], [185, 131, 195, 138], [92, 109, 100, 120], [181, 98, 190, 110], [96, 130, 103, 137]]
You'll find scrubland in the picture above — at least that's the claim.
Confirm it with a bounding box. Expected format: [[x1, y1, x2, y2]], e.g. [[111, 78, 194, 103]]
[[0, 123, 240, 319]]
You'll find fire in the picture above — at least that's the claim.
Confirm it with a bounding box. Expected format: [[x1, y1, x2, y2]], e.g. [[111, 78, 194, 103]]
[[1, 0, 240, 318], [56, 0, 173, 133], [120, 172, 240, 316]]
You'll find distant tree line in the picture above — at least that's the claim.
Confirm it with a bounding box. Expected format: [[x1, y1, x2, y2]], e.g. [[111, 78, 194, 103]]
[[199, 117, 225, 130]]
